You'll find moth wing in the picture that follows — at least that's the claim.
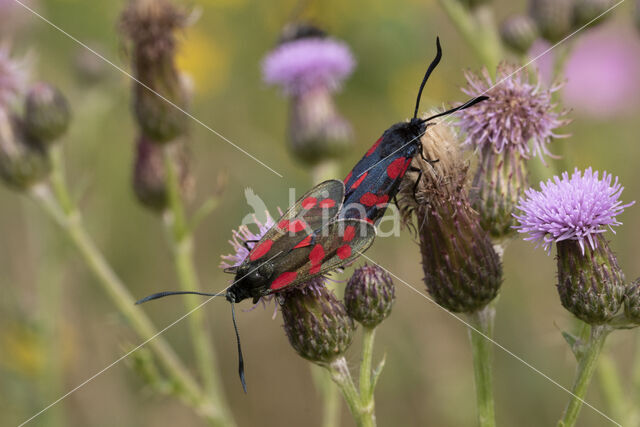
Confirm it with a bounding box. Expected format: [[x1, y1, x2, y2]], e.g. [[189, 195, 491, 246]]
[[263, 219, 377, 293], [243, 180, 345, 264]]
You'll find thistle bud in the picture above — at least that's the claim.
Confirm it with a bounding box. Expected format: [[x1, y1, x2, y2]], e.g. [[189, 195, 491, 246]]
[[132, 135, 192, 211], [281, 279, 354, 365], [529, 0, 574, 43], [120, 0, 189, 143], [556, 238, 625, 324], [573, 0, 615, 29], [0, 112, 50, 190], [470, 147, 527, 240], [23, 82, 70, 145], [344, 264, 395, 328], [624, 279, 640, 324], [500, 15, 539, 55], [262, 24, 355, 166]]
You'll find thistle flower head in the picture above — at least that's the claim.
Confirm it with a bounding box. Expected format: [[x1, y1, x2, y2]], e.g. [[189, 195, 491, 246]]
[[459, 63, 568, 161], [281, 278, 354, 364], [24, 82, 70, 144], [500, 15, 539, 54], [344, 264, 395, 328], [262, 37, 355, 95], [0, 45, 28, 110], [514, 168, 634, 254]]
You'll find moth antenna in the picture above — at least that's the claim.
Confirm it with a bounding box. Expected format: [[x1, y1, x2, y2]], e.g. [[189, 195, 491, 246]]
[[413, 37, 442, 120], [419, 95, 489, 123], [231, 302, 248, 393], [135, 290, 225, 305]]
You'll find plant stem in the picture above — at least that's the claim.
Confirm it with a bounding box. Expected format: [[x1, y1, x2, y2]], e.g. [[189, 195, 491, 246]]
[[327, 357, 375, 427], [311, 160, 339, 185], [359, 327, 376, 407], [162, 145, 233, 425], [437, 0, 502, 74], [558, 325, 610, 427], [467, 305, 496, 427]]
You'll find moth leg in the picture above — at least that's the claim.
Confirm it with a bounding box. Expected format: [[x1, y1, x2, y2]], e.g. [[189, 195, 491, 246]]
[[243, 239, 259, 251], [412, 170, 423, 200]]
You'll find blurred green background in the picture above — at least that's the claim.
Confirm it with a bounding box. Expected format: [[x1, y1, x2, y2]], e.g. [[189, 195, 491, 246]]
[[1, 0, 640, 426]]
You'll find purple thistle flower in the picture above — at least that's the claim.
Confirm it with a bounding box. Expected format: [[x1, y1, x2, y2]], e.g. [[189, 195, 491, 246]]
[[458, 63, 569, 161], [514, 168, 635, 254], [219, 212, 276, 270], [262, 37, 355, 95]]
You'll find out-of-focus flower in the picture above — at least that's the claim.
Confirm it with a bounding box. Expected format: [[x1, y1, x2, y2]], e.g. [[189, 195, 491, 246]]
[[281, 278, 354, 365], [456, 0, 492, 9], [132, 135, 193, 211], [120, 0, 189, 143], [398, 114, 502, 313], [344, 264, 395, 328], [572, 0, 615, 28], [514, 168, 634, 254], [0, 111, 50, 190], [459, 64, 568, 239], [563, 29, 640, 118], [74, 45, 110, 85], [262, 32, 355, 95], [0, 45, 28, 110], [529, 0, 574, 43], [176, 28, 229, 96], [459, 63, 568, 160], [500, 15, 539, 55], [23, 82, 70, 145], [0, 0, 37, 37]]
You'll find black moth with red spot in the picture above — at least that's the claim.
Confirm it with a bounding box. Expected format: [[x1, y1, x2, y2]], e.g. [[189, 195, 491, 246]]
[[136, 179, 376, 392], [340, 37, 488, 225]]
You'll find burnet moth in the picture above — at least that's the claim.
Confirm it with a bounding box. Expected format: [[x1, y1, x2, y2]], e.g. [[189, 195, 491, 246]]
[[136, 179, 376, 392], [340, 37, 489, 225]]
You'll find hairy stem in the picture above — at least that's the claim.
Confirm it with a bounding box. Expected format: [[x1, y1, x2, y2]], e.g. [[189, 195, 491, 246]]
[[558, 325, 610, 427], [359, 327, 376, 408], [162, 145, 233, 425], [467, 305, 496, 427]]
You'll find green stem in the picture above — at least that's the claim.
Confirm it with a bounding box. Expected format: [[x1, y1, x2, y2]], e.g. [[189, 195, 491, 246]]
[[28, 182, 225, 424], [558, 325, 610, 427], [327, 357, 375, 427], [162, 145, 233, 426], [359, 327, 376, 406], [437, 0, 502, 73], [467, 305, 496, 427]]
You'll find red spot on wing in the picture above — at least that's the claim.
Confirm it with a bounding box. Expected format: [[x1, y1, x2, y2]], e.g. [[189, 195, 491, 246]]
[[359, 192, 378, 207], [337, 244, 352, 260], [365, 218, 374, 224], [319, 198, 336, 209], [294, 235, 312, 249], [309, 244, 325, 266], [344, 171, 353, 184], [289, 219, 307, 233], [270, 272, 298, 290], [302, 197, 317, 209], [387, 157, 407, 179], [278, 219, 290, 230], [343, 225, 356, 242], [249, 240, 273, 261], [309, 264, 322, 274], [376, 195, 389, 207], [365, 137, 382, 157], [350, 172, 368, 190]]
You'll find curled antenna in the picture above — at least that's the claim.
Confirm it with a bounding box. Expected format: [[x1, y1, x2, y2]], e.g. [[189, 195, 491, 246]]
[[231, 303, 247, 393], [419, 95, 490, 124], [135, 290, 225, 305], [413, 37, 442, 120]]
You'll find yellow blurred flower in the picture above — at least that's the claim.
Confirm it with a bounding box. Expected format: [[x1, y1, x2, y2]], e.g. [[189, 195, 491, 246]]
[[0, 323, 45, 377], [176, 28, 229, 96]]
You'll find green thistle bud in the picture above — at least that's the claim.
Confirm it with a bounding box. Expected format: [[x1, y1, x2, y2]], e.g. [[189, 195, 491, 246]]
[[344, 264, 395, 328], [529, 0, 574, 43], [556, 237, 625, 324], [0, 112, 50, 190], [23, 82, 70, 145], [624, 279, 640, 324], [282, 280, 354, 365], [120, 0, 189, 143], [289, 87, 353, 165], [470, 147, 527, 240], [132, 135, 192, 211], [500, 15, 539, 54], [573, 0, 615, 29]]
